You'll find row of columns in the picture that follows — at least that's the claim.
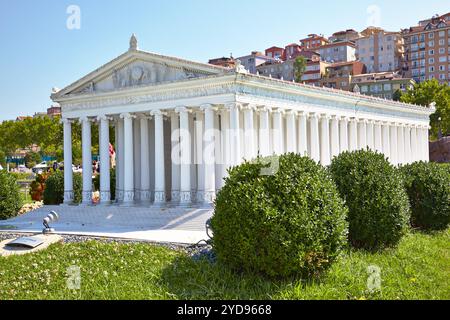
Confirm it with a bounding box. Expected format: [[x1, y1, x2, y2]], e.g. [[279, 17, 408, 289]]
[[62, 104, 430, 206]]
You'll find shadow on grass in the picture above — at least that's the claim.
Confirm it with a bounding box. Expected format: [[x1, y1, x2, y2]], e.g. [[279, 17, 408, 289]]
[[158, 254, 323, 300]]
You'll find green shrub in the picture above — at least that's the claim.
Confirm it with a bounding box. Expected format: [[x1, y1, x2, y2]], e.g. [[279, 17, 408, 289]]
[[329, 149, 410, 250], [211, 153, 348, 278], [43, 170, 82, 205], [400, 162, 450, 231], [0, 171, 22, 220]]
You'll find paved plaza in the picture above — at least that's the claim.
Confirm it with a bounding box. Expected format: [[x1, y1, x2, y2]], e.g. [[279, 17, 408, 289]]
[[0, 205, 213, 244]]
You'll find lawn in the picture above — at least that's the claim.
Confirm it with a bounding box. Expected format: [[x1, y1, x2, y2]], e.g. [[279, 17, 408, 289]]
[[0, 229, 448, 300]]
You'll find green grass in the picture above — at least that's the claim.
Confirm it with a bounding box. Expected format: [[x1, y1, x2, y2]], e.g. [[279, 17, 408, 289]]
[[0, 229, 449, 300]]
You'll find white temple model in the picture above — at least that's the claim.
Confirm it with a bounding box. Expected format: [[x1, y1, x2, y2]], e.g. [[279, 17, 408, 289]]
[[52, 35, 434, 207]]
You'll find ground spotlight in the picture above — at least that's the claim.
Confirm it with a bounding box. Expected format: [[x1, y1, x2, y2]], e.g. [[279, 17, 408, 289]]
[[43, 211, 59, 234]]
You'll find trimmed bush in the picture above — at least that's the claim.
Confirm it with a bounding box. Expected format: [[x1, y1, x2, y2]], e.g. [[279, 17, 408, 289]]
[[400, 162, 450, 231], [211, 153, 348, 278], [43, 170, 82, 205], [329, 149, 410, 250], [0, 171, 22, 220]]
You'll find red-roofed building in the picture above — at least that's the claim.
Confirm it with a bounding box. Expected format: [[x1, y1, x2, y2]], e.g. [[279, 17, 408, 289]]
[[265, 46, 285, 60], [300, 34, 329, 50], [321, 61, 366, 91]]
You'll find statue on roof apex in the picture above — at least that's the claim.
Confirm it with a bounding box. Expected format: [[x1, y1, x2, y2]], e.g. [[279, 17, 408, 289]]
[[129, 33, 138, 51]]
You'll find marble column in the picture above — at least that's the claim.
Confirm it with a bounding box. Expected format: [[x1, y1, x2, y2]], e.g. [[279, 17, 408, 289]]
[[374, 121, 383, 153], [320, 114, 331, 165], [170, 111, 180, 203], [218, 108, 230, 189], [330, 115, 340, 159], [202, 105, 216, 204], [229, 103, 241, 165], [423, 125, 430, 162], [367, 120, 374, 151], [140, 116, 151, 203], [62, 118, 74, 204], [98, 115, 111, 204], [309, 113, 320, 162], [411, 125, 418, 162], [298, 111, 308, 156], [151, 110, 166, 204], [116, 118, 125, 202], [404, 125, 412, 164], [121, 113, 134, 204], [382, 122, 390, 160], [80, 116, 92, 205], [243, 105, 255, 160], [339, 116, 349, 153], [390, 122, 398, 165], [258, 106, 271, 157], [358, 119, 367, 150], [272, 109, 284, 155], [397, 124, 405, 165], [286, 110, 297, 153], [348, 117, 358, 151], [176, 107, 192, 204]]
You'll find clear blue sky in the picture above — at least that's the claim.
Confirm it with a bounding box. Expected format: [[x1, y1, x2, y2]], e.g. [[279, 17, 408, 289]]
[[0, 0, 448, 121]]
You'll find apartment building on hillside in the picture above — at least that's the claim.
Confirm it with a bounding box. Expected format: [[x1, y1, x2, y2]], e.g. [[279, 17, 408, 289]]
[[352, 72, 415, 99], [321, 61, 366, 91], [317, 41, 356, 63], [402, 12, 450, 84], [355, 27, 404, 73]]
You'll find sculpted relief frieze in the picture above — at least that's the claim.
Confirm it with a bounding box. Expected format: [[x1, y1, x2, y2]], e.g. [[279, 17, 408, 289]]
[[75, 60, 205, 94]]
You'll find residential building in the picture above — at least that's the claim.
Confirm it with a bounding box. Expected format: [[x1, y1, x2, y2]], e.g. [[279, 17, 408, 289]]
[[329, 29, 360, 43], [402, 12, 450, 84], [321, 61, 366, 91], [256, 50, 323, 83], [300, 34, 329, 50], [355, 27, 404, 73], [351, 72, 415, 99], [51, 35, 432, 207], [208, 57, 236, 68], [236, 51, 277, 74], [317, 41, 357, 63], [265, 46, 285, 60], [47, 104, 61, 118], [284, 43, 302, 60]]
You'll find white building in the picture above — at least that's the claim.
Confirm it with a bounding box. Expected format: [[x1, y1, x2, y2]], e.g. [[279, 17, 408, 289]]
[[52, 36, 433, 207]]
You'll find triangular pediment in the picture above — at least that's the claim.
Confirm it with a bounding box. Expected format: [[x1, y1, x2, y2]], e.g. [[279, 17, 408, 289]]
[[52, 49, 230, 99]]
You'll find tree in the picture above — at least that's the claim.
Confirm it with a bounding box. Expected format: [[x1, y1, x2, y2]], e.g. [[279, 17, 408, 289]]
[[392, 89, 403, 102], [400, 79, 450, 140], [293, 56, 307, 83], [24, 152, 42, 168]]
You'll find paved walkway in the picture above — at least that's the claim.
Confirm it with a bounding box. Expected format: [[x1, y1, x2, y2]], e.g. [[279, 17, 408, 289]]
[[0, 205, 213, 244]]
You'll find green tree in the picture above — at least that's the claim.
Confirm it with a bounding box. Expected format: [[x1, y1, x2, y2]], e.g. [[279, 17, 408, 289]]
[[293, 56, 307, 83], [392, 89, 403, 102], [24, 152, 42, 168], [400, 79, 450, 140]]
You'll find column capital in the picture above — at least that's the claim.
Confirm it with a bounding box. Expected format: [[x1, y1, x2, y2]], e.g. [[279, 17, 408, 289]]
[[60, 118, 74, 124], [308, 112, 320, 119], [241, 104, 257, 111], [256, 105, 272, 113], [97, 115, 113, 122], [339, 115, 349, 121], [320, 113, 331, 120], [225, 102, 243, 110], [78, 116, 94, 123], [200, 104, 219, 112], [357, 118, 369, 124], [150, 109, 167, 117], [120, 112, 136, 120], [175, 106, 191, 114], [285, 110, 298, 116], [272, 108, 285, 115]]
